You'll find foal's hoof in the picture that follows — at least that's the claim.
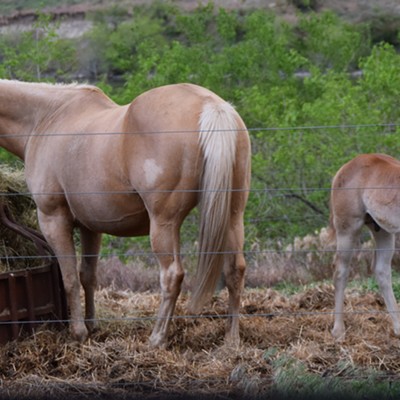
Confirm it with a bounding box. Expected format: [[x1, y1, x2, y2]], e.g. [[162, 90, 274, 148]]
[[331, 327, 345, 342], [393, 325, 400, 337], [224, 333, 240, 348], [149, 333, 167, 349]]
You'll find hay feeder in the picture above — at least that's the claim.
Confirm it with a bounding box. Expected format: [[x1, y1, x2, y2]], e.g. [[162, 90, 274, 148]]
[[0, 201, 68, 344]]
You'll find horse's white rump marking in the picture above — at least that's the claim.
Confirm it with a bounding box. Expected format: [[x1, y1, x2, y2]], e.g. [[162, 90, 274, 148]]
[[143, 158, 163, 186]]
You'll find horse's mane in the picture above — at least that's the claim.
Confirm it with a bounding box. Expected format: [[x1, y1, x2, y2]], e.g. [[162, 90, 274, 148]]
[[0, 79, 100, 93]]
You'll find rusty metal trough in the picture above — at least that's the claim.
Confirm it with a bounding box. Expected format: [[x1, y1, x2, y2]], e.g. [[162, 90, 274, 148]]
[[0, 202, 68, 344]]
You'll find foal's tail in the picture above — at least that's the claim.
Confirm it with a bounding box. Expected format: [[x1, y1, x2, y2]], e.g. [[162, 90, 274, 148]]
[[188, 101, 240, 314], [326, 193, 337, 246]]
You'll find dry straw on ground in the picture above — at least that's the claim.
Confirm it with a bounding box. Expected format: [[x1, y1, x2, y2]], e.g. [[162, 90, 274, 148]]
[[1, 164, 400, 398], [0, 284, 398, 399]]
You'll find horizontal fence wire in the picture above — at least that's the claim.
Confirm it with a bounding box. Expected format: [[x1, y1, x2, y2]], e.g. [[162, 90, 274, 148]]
[[0, 123, 399, 330], [3, 186, 400, 196], [0, 308, 397, 327], [2, 125, 400, 391], [0, 122, 398, 138], [0, 247, 396, 262]]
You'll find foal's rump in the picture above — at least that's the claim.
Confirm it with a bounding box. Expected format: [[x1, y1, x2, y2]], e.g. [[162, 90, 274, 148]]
[[330, 153, 400, 236]]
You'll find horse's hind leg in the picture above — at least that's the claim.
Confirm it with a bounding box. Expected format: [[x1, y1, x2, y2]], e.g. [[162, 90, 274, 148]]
[[223, 216, 246, 346], [332, 220, 362, 341], [148, 219, 184, 348], [79, 226, 102, 333], [370, 228, 400, 336]]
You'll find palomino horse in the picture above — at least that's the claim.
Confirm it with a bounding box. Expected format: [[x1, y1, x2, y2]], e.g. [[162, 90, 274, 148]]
[[0, 80, 251, 348], [329, 153, 400, 341]]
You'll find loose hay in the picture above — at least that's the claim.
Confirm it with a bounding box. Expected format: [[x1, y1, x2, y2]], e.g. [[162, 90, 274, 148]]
[[0, 167, 399, 397], [0, 285, 399, 399], [0, 165, 42, 272]]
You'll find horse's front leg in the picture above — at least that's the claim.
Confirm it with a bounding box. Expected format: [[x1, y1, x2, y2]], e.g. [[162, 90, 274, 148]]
[[38, 209, 88, 342], [79, 226, 102, 333], [148, 220, 184, 348]]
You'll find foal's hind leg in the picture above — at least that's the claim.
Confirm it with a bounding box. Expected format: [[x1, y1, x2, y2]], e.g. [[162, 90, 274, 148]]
[[223, 216, 246, 346], [370, 228, 400, 336], [332, 222, 362, 341], [79, 226, 102, 333], [148, 219, 184, 348]]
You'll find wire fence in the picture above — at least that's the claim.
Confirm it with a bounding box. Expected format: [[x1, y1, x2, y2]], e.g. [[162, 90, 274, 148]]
[[0, 121, 398, 136], [0, 307, 397, 327], [3, 123, 400, 394], [1, 123, 400, 325]]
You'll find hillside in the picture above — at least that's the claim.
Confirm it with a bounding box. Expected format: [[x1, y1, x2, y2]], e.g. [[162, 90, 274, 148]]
[[0, 0, 399, 43]]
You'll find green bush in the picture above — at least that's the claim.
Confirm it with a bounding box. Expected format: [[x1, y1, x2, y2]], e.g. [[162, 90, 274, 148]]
[[0, 12, 75, 81], [1, 3, 400, 252]]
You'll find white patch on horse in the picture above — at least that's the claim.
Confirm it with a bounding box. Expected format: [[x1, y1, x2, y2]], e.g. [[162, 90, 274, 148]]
[[143, 159, 163, 186]]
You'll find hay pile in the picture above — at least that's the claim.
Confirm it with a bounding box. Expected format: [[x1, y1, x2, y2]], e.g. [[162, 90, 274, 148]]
[[0, 166, 42, 272], [0, 285, 399, 399]]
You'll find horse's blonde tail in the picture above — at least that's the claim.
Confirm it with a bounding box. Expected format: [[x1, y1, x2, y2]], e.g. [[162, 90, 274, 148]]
[[188, 101, 238, 314]]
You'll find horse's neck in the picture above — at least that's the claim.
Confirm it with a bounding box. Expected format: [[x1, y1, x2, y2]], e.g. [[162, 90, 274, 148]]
[[0, 81, 71, 160]]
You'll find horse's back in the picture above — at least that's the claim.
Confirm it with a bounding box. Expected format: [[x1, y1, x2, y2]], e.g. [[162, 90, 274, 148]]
[[123, 83, 240, 133]]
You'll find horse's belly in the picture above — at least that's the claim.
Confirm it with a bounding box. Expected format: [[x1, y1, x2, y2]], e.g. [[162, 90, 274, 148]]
[[70, 197, 150, 237], [82, 212, 150, 237]]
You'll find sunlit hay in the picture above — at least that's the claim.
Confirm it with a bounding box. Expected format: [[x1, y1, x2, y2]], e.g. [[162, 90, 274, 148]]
[[96, 257, 160, 292], [248, 221, 400, 291], [285, 227, 336, 282], [292, 284, 335, 311], [0, 165, 43, 272], [246, 241, 313, 288], [283, 226, 392, 284], [1, 285, 400, 398]]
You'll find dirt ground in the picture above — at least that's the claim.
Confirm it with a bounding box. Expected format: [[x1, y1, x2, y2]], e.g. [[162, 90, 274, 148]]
[[0, 283, 398, 399]]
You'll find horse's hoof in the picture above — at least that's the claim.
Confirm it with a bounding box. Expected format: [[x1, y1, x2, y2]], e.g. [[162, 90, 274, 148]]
[[85, 319, 99, 335], [72, 325, 89, 343]]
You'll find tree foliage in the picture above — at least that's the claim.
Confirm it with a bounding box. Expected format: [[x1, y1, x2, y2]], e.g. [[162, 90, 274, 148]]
[[0, 3, 400, 248]]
